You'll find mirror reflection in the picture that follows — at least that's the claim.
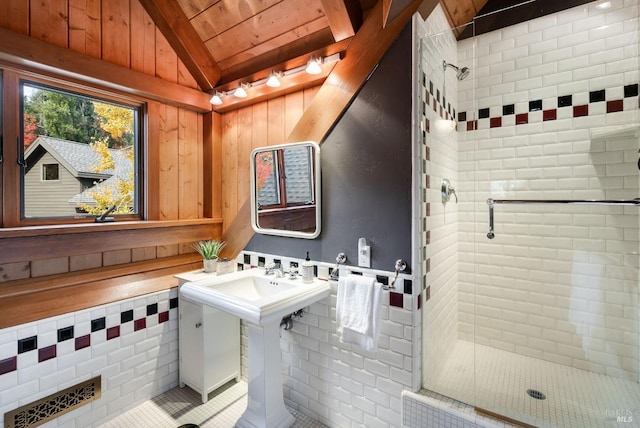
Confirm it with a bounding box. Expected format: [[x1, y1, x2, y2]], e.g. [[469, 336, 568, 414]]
[[250, 141, 321, 239]]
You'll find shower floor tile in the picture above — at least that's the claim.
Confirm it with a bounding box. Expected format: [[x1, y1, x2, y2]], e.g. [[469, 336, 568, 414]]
[[98, 380, 327, 428], [424, 340, 640, 427]]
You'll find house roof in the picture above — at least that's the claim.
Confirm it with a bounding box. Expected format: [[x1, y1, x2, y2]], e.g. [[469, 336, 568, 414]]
[[23, 136, 134, 206], [257, 146, 314, 207], [25, 136, 118, 180]]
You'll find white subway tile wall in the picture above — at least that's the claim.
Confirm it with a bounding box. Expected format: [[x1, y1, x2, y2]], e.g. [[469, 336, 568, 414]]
[[0, 250, 418, 428], [238, 251, 419, 428], [456, 0, 639, 382], [0, 289, 179, 427]]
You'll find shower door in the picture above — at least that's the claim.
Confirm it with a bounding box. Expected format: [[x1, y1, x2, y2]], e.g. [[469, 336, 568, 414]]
[[461, 1, 640, 426]]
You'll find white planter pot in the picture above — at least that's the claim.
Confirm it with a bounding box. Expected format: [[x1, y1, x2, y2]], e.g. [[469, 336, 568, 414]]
[[203, 259, 217, 273]]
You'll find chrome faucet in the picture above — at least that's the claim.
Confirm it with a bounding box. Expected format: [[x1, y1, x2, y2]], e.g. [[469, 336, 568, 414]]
[[264, 263, 284, 278]]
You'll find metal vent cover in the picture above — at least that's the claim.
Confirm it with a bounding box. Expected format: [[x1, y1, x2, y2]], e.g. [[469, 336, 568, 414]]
[[5, 376, 101, 428]]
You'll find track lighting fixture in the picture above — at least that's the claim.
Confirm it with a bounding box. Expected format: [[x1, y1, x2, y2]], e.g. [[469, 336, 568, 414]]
[[209, 52, 343, 106]]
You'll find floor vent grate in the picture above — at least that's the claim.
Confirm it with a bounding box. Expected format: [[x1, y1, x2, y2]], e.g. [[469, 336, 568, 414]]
[[4, 376, 101, 428], [526, 389, 546, 400]]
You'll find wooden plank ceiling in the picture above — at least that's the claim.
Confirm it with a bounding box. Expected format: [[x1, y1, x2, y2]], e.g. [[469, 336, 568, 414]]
[[136, 1, 598, 110], [137, 0, 488, 111]]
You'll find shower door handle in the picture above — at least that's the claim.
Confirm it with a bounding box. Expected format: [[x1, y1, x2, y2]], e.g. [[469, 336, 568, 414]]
[[486, 197, 640, 239]]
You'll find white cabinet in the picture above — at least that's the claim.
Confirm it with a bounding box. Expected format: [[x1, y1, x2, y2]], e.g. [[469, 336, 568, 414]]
[[177, 271, 240, 403]]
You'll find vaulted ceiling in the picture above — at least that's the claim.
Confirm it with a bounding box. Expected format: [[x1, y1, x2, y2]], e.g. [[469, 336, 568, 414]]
[[141, 0, 593, 112], [137, 0, 489, 111]]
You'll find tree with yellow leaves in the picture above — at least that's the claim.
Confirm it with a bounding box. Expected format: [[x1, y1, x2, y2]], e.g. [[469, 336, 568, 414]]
[[76, 102, 135, 215]]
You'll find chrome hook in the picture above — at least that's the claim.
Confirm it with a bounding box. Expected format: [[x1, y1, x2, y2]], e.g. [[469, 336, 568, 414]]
[[386, 259, 407, 290], [329, 252, 347, 280]]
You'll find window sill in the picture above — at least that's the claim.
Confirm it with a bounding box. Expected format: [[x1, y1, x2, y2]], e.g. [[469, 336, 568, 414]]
[[0, 218, 223, 265], [0, 218, 222, 238]]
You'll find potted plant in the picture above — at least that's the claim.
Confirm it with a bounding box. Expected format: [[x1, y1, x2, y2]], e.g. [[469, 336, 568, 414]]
[[193, 239, 226, 273]]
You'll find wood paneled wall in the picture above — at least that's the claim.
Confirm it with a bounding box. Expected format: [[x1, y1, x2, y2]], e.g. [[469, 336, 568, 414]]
[[0, 0, 207, 227], [0, 0, 212, 271], [219, 87, 320, 233], [0, 0, 199, 89]]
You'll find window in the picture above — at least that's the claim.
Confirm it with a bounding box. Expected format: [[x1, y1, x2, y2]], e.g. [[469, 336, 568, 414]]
[[256, 146, 314, 210], [20, 81, 141, 220], [42, 164, 59, 181]]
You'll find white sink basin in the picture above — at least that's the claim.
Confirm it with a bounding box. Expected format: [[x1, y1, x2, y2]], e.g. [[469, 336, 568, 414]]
[[179, 268, 330, 326]]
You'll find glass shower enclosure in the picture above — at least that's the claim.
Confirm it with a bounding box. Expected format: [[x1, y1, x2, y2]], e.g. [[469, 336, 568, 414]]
[[418, 1, 640, 426]]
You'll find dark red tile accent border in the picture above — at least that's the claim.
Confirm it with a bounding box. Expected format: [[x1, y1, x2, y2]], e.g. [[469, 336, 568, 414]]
[[543, 109, 557, 121], [389, 292, 404, 308], [516, 113, 528, 124], [106, 326, 120, 340], [0, 356, 17, 375], [573, 104, 588, 117], [426, 286, 431, 301], [38, 345, 56, 363], [417, 294, 422, 310], [75, 335, 91, 351], [1, 294, 176, 376], [134, 318, 146, 332], [607, 99, 623, 113], [443, 84, 637, 132]]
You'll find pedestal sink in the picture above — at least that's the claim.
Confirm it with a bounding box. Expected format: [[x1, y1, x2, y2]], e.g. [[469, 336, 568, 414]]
[[179, 268, 330, 428]]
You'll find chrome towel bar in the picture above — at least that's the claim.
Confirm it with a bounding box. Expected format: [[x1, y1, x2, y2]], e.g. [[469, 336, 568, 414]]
[[486, 197, 640, 239]]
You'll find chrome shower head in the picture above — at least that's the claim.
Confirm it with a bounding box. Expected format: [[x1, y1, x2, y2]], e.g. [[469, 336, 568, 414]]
[[443, 61, 470, 81]]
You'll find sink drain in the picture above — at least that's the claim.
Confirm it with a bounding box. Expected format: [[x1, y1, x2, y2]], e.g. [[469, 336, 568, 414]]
[[526, 389, 546, 400], [177, 425, 200, 428]]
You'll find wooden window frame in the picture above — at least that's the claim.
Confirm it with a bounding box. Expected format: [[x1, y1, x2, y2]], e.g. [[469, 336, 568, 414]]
[[4, 71, 145, 226]]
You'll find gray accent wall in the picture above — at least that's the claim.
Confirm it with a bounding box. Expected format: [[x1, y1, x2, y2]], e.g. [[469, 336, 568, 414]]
[[245, 24, 413, 273]]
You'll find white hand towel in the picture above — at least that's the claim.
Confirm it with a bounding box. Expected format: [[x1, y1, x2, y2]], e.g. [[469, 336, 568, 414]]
[[336, 274, 382, 351]]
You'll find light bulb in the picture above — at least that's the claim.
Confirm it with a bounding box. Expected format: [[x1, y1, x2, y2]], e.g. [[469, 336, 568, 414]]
[[234, 84, 248, 98], [266, 72, 281, 88], [305, 57, 322, 75], [209, 92, 224, 105]]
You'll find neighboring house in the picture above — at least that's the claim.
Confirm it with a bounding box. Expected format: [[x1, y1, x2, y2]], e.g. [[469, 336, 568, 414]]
[[24, 136, 132, 217]]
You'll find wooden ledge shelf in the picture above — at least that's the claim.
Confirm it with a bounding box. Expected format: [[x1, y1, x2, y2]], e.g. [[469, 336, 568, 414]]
[[0, 254, 204, 329], [0, 219, 223, 265]]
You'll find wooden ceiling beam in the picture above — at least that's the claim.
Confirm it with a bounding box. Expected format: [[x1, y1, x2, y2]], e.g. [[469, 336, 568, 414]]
[[320, 0, 363, 41], [138, 0, 222, 91], [219, 0, 440, 259], [217, 30, 347, 85]]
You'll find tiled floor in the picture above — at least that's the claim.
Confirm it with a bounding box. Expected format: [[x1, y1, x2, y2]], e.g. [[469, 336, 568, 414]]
[[98, 380, 327, 428], [424, 340, 640, 427]]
